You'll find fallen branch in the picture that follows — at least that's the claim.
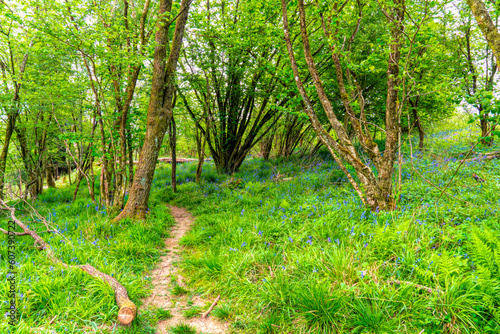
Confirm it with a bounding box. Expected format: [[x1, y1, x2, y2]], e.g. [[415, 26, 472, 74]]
[[281, 177, 295, 182], [0, 200, 137, 325], [201, 295, 221, 319], [472, 173, 486, 183], [388, 280, 440, 294], [0, 228, 57, 236], [461, 151, 500, 163]]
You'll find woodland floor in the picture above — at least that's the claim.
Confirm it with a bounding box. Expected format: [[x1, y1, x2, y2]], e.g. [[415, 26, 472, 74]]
[[142, 206, 228, 334]]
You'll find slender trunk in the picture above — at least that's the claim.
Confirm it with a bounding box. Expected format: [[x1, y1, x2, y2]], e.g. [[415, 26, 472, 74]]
[[127, 127, 134, 190], [260, 134, 274, 160], [169, 117, 177, 193], [0, 113, 17, 199], [113, 68, 141, 211], [412, 109, 425, 150], [73, 172, 83, 202], [46, 160, 56, 188], [195, 132, 206, 183], [0, 40, 32, 199], [410, 98, 425, 150], [113, 0, 191, 221], [480, 111, 492, 145], [281, 0, 404, 211], [89, 151, 95, 201], [67, 156, 72, 185]]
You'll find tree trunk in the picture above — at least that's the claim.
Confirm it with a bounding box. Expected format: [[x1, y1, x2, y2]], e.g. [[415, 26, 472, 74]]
[[0, 40, 32, 199], [410, 98, 425, 150], [112, 67, 142, 211], [169, 116, 177, 193], [0, 113, 17, 199], [466, 0, 500, 69], [67, 155, 72, 185], [127, 127, 134, 190], [46, 160, 56, 188], [113, 0, 191, 221], [480, 113, 492, 145], [260, 134, 274, 160], [195, 120, 207, 183]]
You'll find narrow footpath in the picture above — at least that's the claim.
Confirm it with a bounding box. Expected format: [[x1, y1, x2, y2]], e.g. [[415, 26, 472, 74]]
[[142, 206, 228, 334]]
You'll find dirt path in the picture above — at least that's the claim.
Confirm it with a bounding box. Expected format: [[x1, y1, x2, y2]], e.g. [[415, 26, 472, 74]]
[[142, 206, 228, 334]]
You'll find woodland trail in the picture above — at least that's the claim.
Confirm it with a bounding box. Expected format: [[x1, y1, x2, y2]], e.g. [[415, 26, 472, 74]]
[[142, 206, 228, 334]]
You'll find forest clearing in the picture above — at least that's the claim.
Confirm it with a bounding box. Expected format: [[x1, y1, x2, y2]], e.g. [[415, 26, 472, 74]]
[[1, 0, 500, 333]]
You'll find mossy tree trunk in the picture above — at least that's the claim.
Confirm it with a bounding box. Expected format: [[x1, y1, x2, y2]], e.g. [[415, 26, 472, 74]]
[[466, 0, 500, 69], [113, 0, 191, 221]]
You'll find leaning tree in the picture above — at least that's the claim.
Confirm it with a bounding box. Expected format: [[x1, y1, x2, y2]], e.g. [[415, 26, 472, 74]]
[[281, 0, 435, 210], [114, 0, 191, 221]]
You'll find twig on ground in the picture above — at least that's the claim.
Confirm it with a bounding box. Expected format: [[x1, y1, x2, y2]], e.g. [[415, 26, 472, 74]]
[[201, 295, 221, 319], [388, 279, 440, 294]]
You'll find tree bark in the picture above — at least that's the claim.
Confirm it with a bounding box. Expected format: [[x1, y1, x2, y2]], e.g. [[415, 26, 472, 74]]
[[466, 0, 500, 69], [113, 0, 191, 221], [46, 160, 56, 188], [0, 113, 17, 199], [260, 134, 274, 160], [195, 118, 207, 183], [409, 98, 425, 150], [169, 116, 177, 193]]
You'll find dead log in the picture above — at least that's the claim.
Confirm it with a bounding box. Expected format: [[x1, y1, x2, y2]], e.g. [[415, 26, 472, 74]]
[[0, 200, 136, 325]]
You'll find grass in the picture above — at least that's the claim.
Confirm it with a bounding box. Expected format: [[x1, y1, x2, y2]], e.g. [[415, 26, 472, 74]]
[[0, 176, 176, 333], [156, 308, 172, 321], [169, 323, 197, 334], [182, 306, 202, 319], [165, 117, 500, 333], [171, 285, 189, 296], [1, 116, 499, 333]]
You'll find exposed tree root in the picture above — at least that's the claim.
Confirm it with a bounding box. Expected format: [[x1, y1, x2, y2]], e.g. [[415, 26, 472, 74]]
[[0, 200, 136, 325]]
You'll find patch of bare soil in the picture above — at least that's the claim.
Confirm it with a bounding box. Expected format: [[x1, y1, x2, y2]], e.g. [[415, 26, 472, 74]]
[[142, 206, 228, 334]]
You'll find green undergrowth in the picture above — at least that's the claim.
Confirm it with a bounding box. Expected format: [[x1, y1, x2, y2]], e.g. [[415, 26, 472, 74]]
[[0, 182, 175, 333], [1, 117, 499, 333], [164, 121, 500, 333]]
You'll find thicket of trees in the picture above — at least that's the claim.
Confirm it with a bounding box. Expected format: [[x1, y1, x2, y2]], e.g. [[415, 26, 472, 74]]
[[1, 0, 499, 217]]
